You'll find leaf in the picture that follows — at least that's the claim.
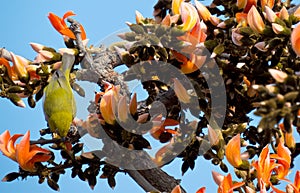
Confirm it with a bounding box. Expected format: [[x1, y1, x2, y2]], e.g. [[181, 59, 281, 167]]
[[47, 177, 60, 191], [87, 175, 97, 190], [2, 172, 20, 182], [108, 176, 116, 189], [181, 160, 189, 175]]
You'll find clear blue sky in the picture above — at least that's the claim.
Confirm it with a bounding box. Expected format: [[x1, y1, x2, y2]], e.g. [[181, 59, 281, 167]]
[[0, 1, 299, 193]]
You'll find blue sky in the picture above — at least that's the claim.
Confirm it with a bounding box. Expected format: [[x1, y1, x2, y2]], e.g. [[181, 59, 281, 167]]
[[0, 0, 299, 193], [0, 1, 216, 192]]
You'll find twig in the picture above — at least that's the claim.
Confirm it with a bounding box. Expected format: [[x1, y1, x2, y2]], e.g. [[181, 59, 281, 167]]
[[30, 138, 62, 145], [68, 18, 94, 69]]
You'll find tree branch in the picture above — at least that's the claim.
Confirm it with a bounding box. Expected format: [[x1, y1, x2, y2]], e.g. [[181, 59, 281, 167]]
[[69, 19, 186, 192]]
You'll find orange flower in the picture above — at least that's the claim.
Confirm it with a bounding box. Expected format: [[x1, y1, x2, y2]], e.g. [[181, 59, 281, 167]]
[[0, 58, 14, 80], [48, 11, 87, 40], [217, 173, 245, 193], [196, 187, 206, 193], [225, 134, 243, 168], [180, 2, 199, 31], [252, 145, 278, 186], [294, 6, 300, 19], [278, 123, 296, 149], [0, 130, 51, 172], [236, 12, 248, 25], [10, 52, 30, 83], [260, 0, 274, 10], [247, 6, 265, 33], [151, 116, 179, 140], [99, 81, 120, 125], [270, 141, 291, 180], [291, 23, 300, 57], [0, 130, 23, 161], [172, 0, 184, 15], [194, 1, 211, 22], [287, 171, 300, 193], [171, 185, 181, 193], [237, 0, 247, 10], [244, 0, 257, 13], [15, 131, 51, 172]]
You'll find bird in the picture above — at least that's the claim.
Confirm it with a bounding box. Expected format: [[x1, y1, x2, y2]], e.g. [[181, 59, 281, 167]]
[[43, 53, 76, 138]]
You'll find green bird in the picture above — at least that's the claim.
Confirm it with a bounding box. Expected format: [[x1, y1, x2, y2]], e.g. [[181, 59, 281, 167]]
[[43, 53, 76, 138]]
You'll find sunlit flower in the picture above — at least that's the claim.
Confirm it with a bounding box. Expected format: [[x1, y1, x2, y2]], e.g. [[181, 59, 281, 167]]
[[129, 93, 137, 116], [272, 23, 285, 34], [151, 116, 179, 140], [171, 185, 181, 193], [48, 11, 87, 40], [287, 171, 300, 193], [0, 130, 51, 172], [278, 123, 296, 150], [208, 125, 219, 146], [268, 69, 288, 83], [225, 134, 243, 168], [237, 0, 247, 10], [261, 0, 274, 10], [15, 131, 51, 172], [252, 145, 278, 186], [255, 41, 268, 52], [294, 6, 300, 19], [99, 82, 120, 125], [259, 179, 267, 193], [135, 10, 145, 24], [0, 58, 14, 80], [180, 2, 199, 31], [247, 6, 265, 33], [172, 0, 184, 15], [194, 1, 211, 22], [264, 6, 277, 23], [10, 52, 30, 83], [117, 95, 129, 122], [196, 187, 206, 193], [236, 12, 248, 26], [217, 173, 245, 193], [278, 7, 289, 20], [212, 171, 225, 186], [291, 23, 300, 57], [270, 141, 291, 180], [232, 28, 244, 46], [161, 14, 180, 26], [244, 0, 257, 13], [0, 130, 23, 161], [173, 78, 191, 103]]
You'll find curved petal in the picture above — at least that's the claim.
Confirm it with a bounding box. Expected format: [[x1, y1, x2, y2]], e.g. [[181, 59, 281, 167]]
[[180, 2, 198, 31], [172, 0, 184, 15], [0, 58, 13, 79], [247, 6, 265, 33], [225, 134, 243, 167], [291, 23, 300, 57], [171, 185, 181, 193], [196, 187, 206, 193], [48, 12, 66, 32]]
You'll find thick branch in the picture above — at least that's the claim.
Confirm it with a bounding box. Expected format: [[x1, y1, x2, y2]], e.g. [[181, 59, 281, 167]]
[[69, 20, 185, 192]]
